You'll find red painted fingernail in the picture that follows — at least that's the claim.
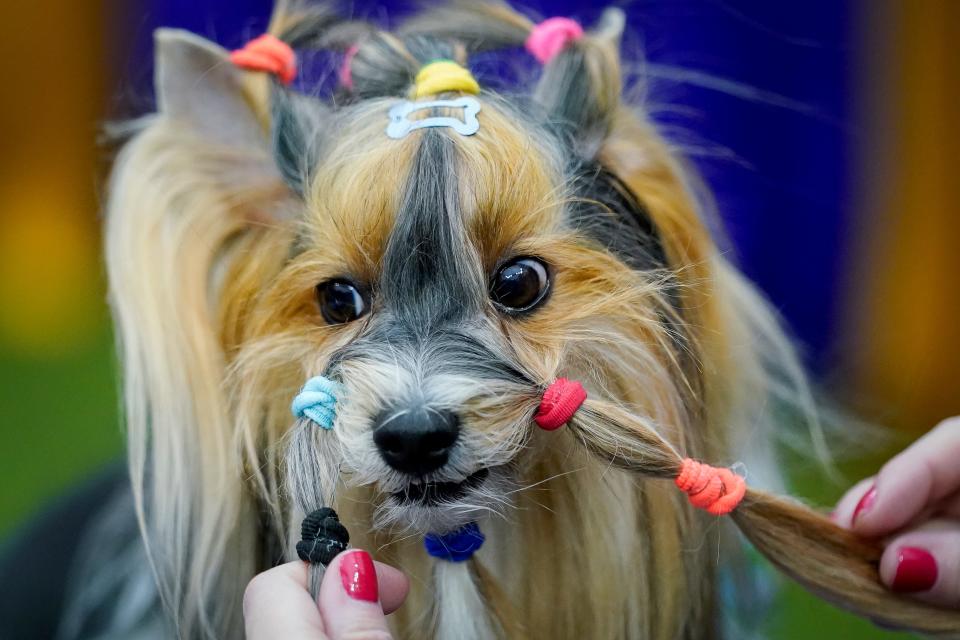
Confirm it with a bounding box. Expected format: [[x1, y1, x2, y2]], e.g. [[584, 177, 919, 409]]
[[892, 547, 938, 593], [852, 485, 876, 524], [339, 550, 378, 602]]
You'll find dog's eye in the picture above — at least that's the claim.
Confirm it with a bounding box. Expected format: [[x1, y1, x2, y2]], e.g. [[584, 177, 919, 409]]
[[316, 280, 368, 324], [490, 257, 550, 313]]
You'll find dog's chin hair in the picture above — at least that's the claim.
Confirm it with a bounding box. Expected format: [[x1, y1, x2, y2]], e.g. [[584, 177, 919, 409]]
[[371, 470, 516, 534]]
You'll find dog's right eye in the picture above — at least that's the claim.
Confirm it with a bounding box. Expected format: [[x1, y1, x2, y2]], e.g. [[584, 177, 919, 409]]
[[315, 280, 368, 324]]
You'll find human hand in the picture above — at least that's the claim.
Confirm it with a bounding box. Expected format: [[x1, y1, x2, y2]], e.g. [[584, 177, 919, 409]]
[[833, 418, 960, 607], [243, 550, 410, 639]]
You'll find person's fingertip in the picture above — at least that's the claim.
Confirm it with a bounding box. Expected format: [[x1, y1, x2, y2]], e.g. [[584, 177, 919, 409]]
[[854, 467, 923, 536], [879, 521, 960, 608], [889, 547, 938, 593], [832, 477, 875, 529], [319, 549, 394, 640], [340, 550, 379, 602], [857, 433, 948, 536], [852, 484, 877, 526], [374, 561, 410, 615]]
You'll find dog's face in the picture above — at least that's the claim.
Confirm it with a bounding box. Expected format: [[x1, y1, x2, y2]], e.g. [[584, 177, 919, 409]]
[[139, 29, 701, 544], [112, 21, 770, 640], [241, 97, 688, 533]]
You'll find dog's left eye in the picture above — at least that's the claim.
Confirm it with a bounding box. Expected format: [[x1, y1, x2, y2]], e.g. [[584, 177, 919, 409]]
[[490, 257, 550, 313], [316, 279, 368, 324]]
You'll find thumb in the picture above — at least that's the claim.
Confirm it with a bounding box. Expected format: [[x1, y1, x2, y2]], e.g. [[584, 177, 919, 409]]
[[318, 550, 394, 640]]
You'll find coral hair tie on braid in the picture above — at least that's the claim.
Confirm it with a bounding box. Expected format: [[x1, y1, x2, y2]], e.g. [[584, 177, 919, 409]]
[[535, 378, 587, 430], [675, 458, 746, 516], [525, 17, 584, 64], [230, 34, 297, 85]]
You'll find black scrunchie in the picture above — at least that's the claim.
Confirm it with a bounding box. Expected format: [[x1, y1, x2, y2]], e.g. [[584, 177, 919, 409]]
[[296, 507, 350, 565]]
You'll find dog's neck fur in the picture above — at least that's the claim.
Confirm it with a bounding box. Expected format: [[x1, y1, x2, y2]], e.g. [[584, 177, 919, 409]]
[[338, 449, 719, 639]]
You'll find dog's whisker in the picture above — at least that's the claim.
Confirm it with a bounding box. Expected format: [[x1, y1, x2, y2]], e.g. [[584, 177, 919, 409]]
[[504, 467, 585, 496]]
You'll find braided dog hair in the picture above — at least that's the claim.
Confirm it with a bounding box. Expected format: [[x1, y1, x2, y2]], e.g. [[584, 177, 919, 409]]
[[103, 0, 960, 637]]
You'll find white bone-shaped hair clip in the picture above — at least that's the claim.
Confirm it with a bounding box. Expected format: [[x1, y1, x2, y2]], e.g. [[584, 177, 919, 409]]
[[386, 96, 482, 139]]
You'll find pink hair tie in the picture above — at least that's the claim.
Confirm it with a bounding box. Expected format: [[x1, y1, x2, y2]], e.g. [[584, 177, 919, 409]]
[[525, 17, 584, 64], [339, 44, 359, 90], [535, 378, 587, 431], [230, 34, 297, 85]]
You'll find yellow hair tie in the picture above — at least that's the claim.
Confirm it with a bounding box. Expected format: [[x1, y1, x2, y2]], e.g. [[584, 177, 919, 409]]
[[412, 60, 480, 99]]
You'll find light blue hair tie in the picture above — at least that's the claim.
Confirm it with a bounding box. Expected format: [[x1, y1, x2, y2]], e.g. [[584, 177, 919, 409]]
[[291, 376, 339, 430]]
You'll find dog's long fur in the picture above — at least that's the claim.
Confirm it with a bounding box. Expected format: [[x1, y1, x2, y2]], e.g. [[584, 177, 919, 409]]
[[98, 2, 960, 638]]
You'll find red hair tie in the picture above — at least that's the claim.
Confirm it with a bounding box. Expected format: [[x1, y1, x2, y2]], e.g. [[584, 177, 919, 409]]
[[525, 17, 584, 64], [535, 378, 587, 430], [675, 459, 746, 515], [230, 34, 297, 85]]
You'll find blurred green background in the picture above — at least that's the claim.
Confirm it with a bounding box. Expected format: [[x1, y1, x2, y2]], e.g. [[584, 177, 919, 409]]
[[0, 2, 122, 532], [0, 1, 957, 638]]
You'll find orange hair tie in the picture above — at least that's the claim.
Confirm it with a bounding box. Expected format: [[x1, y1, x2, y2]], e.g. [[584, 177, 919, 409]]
[[230, 34, 297, 85], [675, 459, 746, 515]]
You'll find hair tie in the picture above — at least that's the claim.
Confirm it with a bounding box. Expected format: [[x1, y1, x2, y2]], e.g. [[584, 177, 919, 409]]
[[675, 459, 746, 515], [339, 44, 359, 90], [291, 376, 339, 429], [297, 507, 349, 565], [535, 378, 587, 430], [525, 17, 584, 64], [412, 60, 480, 99], [424, 521, 485, 562], [229, 34, 297, 85]]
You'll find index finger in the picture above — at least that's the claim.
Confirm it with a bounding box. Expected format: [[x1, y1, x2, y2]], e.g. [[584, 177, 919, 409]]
[[853, 418, 960, 537]]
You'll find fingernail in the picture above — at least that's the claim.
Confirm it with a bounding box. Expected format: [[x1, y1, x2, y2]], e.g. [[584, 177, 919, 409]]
[[339, 550, 378, 602], [852, 485, 876, 524], [892, 547, 938, 593]]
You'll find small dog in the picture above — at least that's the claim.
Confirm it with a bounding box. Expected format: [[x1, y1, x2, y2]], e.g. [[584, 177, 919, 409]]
[[77, 2, 958, 639]]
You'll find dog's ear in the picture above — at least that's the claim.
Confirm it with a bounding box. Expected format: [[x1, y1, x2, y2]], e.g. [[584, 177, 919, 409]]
[[155, 29, 269, 149], [155, 28, 328, 196], [533, 8, 625, 158], [270, 88, 329, 197]]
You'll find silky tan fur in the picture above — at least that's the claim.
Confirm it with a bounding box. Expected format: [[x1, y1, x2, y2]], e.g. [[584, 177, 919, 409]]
[[103, 1, 960, 638]]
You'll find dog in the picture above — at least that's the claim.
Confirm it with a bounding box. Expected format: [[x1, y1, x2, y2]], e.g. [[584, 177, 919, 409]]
[[51, 1, 953, 638]]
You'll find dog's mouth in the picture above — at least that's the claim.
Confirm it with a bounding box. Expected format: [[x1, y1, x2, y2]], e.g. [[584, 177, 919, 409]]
[[392, 468, 490, 506]]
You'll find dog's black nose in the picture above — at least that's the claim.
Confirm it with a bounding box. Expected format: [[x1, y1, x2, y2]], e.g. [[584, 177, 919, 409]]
[[373, 407, 460, 475]]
